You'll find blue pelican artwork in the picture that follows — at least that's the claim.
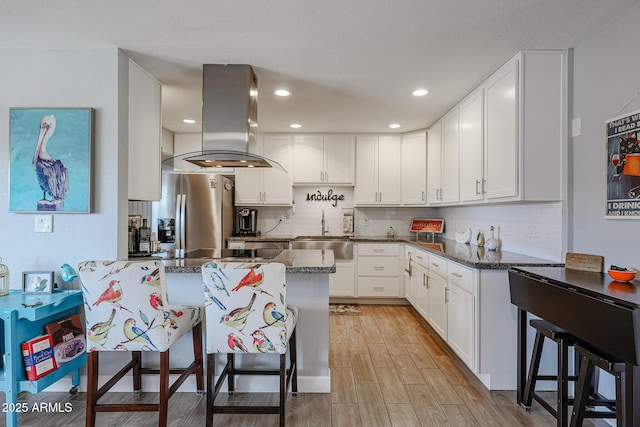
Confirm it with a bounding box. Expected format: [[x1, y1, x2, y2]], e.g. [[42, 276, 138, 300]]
[[32, 115, 69, 211]]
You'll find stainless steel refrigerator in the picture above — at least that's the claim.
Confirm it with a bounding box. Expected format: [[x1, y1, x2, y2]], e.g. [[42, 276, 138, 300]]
[[151, 174, 234, 257]]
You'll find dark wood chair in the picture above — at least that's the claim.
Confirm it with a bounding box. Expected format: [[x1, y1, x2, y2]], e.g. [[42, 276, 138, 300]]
[[570, 343, 626, 427], [202, 262, 298, 427], [523, 318, 581, 426], [78, 260, 204, 427]]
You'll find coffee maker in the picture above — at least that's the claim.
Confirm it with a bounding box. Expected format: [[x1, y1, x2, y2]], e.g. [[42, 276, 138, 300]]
[[236, 208, 259, 236]]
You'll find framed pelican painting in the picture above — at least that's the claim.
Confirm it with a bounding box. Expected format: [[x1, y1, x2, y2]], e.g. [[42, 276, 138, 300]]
[[9, 108, 94, 213]]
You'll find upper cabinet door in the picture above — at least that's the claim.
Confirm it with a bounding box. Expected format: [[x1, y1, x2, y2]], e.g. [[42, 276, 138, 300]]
[[441, 110, 460, 204], [459, 89, 484, 202], [292, 135, 324, 184], [324, 135, 355, 184], [128, 59, 161, 201], [484, 59, 519, 200], [262, 134, 293, 204], [427, 122, 443, 205], [377, 135, 401, 205], [401, 131, 427, 205], [354, 135, 379, 204]]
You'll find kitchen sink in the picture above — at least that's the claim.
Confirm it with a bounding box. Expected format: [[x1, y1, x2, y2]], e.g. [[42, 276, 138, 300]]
[[291, 237, 353, 260]]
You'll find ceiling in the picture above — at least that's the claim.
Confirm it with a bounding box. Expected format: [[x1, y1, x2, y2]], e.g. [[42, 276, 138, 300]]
[[2, 1, 638, 135]]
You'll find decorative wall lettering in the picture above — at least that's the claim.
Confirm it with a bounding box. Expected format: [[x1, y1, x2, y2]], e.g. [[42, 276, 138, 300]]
[[306, 189, 345, 207]]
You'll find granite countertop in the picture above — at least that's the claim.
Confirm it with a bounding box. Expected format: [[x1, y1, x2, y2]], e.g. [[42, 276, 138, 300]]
[[226, 234, 562, 270], [159, 249, 336, 274]]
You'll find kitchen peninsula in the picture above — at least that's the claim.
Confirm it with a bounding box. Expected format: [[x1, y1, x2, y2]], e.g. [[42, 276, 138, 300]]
[[162, 249, 335, 393]]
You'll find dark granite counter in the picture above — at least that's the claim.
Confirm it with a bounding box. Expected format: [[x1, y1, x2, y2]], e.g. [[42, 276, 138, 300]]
[[159, 249, 336, 274], [226, 234, 562, 270]]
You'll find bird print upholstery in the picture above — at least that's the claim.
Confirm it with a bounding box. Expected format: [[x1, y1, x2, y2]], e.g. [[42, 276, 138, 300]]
[[202, 262, 297, 355], [78, 260, 202, 352]]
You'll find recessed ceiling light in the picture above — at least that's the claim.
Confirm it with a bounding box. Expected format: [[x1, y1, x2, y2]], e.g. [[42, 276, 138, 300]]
[[389, 123, 401, 129], [290, 123, 302, 129], [183, 119, 196, 124], [412, 89, 429, 97], [275, 89, 291, 97]]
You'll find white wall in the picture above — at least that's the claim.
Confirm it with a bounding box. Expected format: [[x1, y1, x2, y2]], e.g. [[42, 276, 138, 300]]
[[0, 48, 129, 290], [572, 3, 640, 270]]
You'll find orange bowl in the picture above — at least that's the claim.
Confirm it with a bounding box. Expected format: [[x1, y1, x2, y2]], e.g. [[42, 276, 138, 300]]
[[607, 269, 637, 282]]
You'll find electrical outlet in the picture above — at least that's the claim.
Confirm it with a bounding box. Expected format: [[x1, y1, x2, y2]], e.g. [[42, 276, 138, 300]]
[[572, 117, 581, 137], [363, 217, 369, 227], [503, 225, 511, 236], [525, 223, 539, 238]]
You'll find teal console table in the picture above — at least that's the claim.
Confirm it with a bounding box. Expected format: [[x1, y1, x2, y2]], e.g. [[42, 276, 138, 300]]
[[0, 290, 86, 427]]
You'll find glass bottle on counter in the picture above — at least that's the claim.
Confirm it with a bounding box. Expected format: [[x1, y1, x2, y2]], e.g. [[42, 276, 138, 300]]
[[138, 219, 151, 254]]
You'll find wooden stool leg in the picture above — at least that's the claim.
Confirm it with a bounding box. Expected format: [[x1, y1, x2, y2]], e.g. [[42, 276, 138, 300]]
[[279, 353, 286, 427], [290, 328, 298, 395], [570, 355, 594, 427], [85, 352, 99, 427], [158, 350, 170, 427], [523, 331, 545, 408], [132, 351, 142, 395], [192, 322, 204, 394], [206, 354, 215, 427]]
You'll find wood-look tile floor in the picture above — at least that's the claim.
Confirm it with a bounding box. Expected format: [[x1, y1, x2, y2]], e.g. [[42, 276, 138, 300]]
[[0, 305, 611, 426]]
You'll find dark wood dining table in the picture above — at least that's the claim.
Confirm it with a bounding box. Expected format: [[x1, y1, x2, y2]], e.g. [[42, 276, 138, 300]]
[[508, 266, 640, 426]]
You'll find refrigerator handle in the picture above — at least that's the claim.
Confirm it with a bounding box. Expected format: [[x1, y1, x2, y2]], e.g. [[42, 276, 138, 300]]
[[179, 193, 186, 257]]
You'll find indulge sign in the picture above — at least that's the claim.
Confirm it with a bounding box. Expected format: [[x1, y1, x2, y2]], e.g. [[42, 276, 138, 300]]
[[306, 189, 345, 207]]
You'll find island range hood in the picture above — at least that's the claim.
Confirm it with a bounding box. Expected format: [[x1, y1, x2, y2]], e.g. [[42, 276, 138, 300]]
[[164, 64, 284, 171]]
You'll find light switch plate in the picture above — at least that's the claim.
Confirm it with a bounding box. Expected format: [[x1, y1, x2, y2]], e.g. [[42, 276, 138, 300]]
[[35, 215, 53, 233]]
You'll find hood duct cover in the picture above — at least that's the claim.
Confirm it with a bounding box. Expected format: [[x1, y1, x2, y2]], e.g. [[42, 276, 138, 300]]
[[164, 64, 284, 172]]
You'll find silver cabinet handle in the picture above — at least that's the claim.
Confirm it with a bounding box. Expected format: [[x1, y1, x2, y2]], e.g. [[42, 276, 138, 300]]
[[431, 262, 439, 267], [482, 179, 486, 194], [373, 249, 384, 253], [325, 171, 328, 182], [424, 274, 429, 288], [422, 190, 425, 202], [451, 272, 462, 278], [445, 288, 449, 303], [475, 180, 480, 195], [373, 266, 385, 270], [320, 171, 324, 182], [373, 286, 385, 291]]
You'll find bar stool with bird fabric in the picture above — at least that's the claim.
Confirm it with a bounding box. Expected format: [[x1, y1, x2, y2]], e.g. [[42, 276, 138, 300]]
[[202, 262, 298, 427], [78, 260, 204, 427]]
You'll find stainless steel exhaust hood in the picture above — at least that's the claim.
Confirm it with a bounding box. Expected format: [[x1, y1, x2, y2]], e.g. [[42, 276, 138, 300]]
[[164, 64, 284, 172]]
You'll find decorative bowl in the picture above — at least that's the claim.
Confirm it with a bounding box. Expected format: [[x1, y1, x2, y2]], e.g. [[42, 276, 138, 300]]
[[607, 269, 637, 282]]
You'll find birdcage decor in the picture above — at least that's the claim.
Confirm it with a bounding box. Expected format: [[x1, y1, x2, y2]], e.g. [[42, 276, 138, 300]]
[[0, 258, 9, 296]]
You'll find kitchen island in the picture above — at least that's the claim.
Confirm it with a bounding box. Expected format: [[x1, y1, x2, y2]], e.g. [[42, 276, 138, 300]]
[[165, 249, 335, 393]]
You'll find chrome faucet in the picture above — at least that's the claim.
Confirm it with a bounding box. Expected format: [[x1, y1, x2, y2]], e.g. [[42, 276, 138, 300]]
[[321, 209, 327, 236]]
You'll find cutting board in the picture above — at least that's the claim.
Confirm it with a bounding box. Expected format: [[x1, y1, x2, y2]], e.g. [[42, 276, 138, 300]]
[[565, 252, 604, 273]]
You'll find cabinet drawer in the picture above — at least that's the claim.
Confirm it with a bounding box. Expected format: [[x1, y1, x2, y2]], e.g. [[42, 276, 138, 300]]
[[357, 243, 400, 256], [428, 254, 448, 278], [413, 249, 429, 268], [358, 256, 400, 276], [357, 277, 401, 297], [448, 262, 475, 294]]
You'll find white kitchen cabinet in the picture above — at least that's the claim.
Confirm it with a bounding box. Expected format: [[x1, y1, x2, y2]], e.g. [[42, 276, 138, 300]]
[[401, 131, 427, 205], [329, 260, 356, 297], [354, 135, 401, 205], [427, 271, 448, 340], [235, 134, 292, 205], [426, 122, 442, 205], [426, 111, 459, 206], [459, 88, 485, 202], [356, 243, 401, 297], [293, 134, 355, 185], [128, 59, 161, 201], [404, 248, 415, 304], [446, 263, 476, 369]]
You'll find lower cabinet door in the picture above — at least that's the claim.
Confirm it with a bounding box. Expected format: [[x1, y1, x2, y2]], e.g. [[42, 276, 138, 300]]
[[427, 273, 448, 340], [330, 262, 355, 297], [413, 267, 429, 321], [447, 284, 474, 369]]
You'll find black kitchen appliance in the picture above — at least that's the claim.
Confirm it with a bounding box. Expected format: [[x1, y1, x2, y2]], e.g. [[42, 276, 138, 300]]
[[236, 208, 259, 236]]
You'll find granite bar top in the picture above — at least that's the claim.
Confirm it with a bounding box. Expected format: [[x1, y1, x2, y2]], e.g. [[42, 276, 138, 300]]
[[159, 249, 336, 274], [227, 234, 562, 270]]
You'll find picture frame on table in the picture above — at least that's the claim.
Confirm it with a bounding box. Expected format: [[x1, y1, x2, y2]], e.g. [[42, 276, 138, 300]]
[[9, 108, 95, 213], [22, 271, 55, 294]]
